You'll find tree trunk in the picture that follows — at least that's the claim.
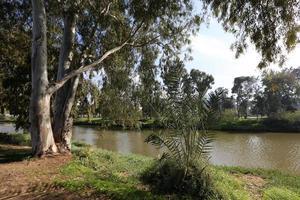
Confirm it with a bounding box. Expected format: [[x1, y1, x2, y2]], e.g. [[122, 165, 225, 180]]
[[30, 0, 57, 156], [53, 12, 78, 153]]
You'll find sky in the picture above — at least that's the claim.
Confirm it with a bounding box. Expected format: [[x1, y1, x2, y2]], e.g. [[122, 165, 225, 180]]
[[186, 19, 300, 91]]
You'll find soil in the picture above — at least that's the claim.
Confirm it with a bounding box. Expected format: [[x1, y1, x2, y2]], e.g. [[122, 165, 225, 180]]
[[235, 173, 266, 199], [0, 144, 108, 200]]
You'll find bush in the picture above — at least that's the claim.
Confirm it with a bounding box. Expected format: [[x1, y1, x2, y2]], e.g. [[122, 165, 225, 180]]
[[280, 111, 300, 123], [220, 109, 237, 123], [0, 132, 31, 146], [141, 159, 220, 199]]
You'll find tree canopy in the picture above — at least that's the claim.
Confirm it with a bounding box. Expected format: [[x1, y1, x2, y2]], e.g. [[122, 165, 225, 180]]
[[203, 0, 300, 68]]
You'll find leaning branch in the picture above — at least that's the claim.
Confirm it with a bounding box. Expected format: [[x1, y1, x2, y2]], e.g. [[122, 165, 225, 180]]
[[47, 40, 129, 94], [47, 21, 145, 94]]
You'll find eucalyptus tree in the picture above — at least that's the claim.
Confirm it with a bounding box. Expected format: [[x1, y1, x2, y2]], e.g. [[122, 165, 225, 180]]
[[262, 69, 300, 117], [202, 0, 300, 68], [75, 78, 101, 121], [98, 47, 142, 128], [190, 69, 214, 96], [232, 76, 256, 118], [137, 48, 162, 119], [251, 92, 266, 118], [29, 0, 201, 156]]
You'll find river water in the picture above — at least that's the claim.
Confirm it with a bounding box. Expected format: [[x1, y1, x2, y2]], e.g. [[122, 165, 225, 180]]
[[1, 123, 300, 174]]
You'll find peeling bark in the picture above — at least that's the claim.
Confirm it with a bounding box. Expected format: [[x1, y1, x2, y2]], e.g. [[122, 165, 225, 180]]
[[30, 0, 57, 156], [53, 12, 78, 153]]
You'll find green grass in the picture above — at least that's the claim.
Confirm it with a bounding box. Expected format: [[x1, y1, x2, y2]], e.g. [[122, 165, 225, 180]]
[[211, 168, 251, 200], [57, 146, 300, 200], [58, 147, 168, 200], [218, 166, 300, 199]]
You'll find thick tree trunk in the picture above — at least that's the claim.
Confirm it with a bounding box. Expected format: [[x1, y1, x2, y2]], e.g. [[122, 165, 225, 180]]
[[30, 0, 57, 156], [53, 77, 79, 153], [53, 12, 78, 153]]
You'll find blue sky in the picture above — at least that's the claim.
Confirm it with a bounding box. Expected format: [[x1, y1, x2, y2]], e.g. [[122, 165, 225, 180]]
[[186, 19, 300, 91]]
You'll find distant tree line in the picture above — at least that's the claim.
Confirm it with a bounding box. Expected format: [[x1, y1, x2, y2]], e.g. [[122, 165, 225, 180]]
[[231, 67, 300, 119]]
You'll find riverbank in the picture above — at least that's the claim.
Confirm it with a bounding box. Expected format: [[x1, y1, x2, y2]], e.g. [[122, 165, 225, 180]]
[[74, 117, 300, 133], [1, 116, 299, 133], [0, 142, 299, 199], [213, 118, 300, 132]]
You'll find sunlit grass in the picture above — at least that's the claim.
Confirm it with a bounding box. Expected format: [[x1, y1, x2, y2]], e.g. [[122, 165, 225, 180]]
[[57, 146, 300, 199]]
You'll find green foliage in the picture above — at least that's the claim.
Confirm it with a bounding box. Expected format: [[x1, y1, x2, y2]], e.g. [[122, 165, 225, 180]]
[[146, 130, 213, 170], [57, 146, 300, 199], [137, 47, 163, 119], [144, 60, 220, 199], [0, 1, 32, 130], [58, 148, 168, 200], [280, 111, 300, 122], [262, 69, 300, 117], [211, 168, 250, 200], [219, 166, 300, 196], [262, 187, 300, 200], [220, 109, 237, 123], [141, 160, 220, 199], [203, 0, 300, 67], [232, 76, 257, 118], [99, 88, 142, 129], [1, 0, 201, 130], [0, 132, 31, 146]]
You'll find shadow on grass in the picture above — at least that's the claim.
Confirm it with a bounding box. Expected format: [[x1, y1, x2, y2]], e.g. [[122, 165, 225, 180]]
[[0, 144, 31, 163]]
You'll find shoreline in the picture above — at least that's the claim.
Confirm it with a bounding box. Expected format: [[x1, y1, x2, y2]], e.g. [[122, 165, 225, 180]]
[[0, 143, 299, 199]]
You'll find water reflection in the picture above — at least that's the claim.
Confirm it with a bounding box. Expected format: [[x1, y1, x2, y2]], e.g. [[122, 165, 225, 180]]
[[73, 126, 300, 174], [1, 123, 299, 174], [72, 126, 161, 157]]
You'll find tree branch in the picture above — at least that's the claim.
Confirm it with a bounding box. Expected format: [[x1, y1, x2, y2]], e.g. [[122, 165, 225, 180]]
[[127, 35, 160, 47], [47, 20, 145, 95], [47, 40, 129, 94]]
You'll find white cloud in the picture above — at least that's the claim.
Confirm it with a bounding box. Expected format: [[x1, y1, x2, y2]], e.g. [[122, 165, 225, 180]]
[[185, 23, 300, 91]]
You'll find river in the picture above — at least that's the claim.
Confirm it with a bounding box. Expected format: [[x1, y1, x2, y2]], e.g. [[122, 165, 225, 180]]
[[1, 123, 300, 174]]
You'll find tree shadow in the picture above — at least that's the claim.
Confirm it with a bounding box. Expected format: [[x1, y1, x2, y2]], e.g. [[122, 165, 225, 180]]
[[0, 144, 31, 163]]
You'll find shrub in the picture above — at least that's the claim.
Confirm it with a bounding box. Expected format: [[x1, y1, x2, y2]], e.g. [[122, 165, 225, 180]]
[[0, 132, 31, 146], [142, 159, 220, 199], [280, 111, 300, 123], [220, 109, 237, 123], [143, 130, 219, 199]]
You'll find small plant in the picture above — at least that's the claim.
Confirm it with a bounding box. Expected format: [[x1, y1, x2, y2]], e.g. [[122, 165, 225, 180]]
[[142, 67, 222, 199]]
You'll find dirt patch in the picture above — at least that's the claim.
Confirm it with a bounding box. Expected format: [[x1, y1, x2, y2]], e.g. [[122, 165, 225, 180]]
[[0, 145, 109, 200], [236, 174, 266, 199]]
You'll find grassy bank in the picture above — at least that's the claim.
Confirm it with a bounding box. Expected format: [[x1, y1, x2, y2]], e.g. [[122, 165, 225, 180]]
[[56, 145, 300, 200], [0, 134, 299, 199], [74, 117, 164, 130], [214, 118, 300, 132], [74, 117, 300, 132]]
